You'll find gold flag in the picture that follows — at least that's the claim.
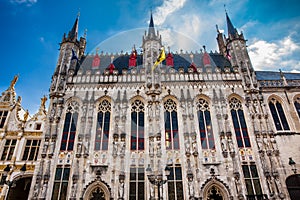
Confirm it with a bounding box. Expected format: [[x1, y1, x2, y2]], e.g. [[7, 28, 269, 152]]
[[151, 48, 166, 71]]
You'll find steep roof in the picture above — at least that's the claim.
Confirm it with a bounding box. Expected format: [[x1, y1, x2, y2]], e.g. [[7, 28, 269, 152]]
[[256, 71, 300, 80], [75, 52, 232, 75]]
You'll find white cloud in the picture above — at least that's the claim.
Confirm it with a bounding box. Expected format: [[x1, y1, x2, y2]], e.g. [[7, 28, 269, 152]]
[[10, 0, 37, 6], [248, 36, 300, 71], [153, 0, 187, 25]]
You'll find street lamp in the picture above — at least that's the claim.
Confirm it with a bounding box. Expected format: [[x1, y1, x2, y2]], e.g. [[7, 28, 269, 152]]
[[146, 164, 171, 200], [289, 157, 297, 174]]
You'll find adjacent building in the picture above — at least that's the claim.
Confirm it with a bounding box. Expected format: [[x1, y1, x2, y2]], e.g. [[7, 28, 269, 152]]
[[0, 11, 300, 200]]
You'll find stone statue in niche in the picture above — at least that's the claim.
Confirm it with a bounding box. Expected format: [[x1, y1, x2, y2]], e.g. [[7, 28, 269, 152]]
[[118, 182, 124, 199]]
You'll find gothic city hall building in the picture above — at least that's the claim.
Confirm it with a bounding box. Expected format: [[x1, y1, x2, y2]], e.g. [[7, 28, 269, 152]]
[[0, 12, 300, 200]]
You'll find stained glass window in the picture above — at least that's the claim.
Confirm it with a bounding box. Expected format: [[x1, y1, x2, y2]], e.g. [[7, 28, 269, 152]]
[[164, 99, 179, 150], [167, 164, 184, 200], [95, 100, 111, 151], [60, 101, 79, 151], [131, 100, 145, 151], [52, 167, 70, 200], [269, 98, 290, 131], [129, 167, 145, 200], [229, 97, 251, 148], [196, 98, 215, 149]]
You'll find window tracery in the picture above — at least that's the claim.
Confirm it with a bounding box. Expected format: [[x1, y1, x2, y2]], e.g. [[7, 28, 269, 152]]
[[95, 99, 111, 151], [229, 97, 251, 148], [196, 98, 215, 149], [269, 98, 290, 131], [131, 99, 145, 151], [164, 99, 179, 150], [60, 101, 79, 151]]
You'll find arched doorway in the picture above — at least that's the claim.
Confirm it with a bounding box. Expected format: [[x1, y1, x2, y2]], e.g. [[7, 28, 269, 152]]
[[90, 187, 106, 200], [6, 177, 32, 200], [286, 174, 300, 200], [82, 180, 111, 200], [207, 186, 223, 200], [201, 178, 231, 200]]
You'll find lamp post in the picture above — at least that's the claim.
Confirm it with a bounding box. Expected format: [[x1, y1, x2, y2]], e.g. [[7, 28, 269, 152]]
[[289, 157, 297, 174], [146, 164, 171, 200]]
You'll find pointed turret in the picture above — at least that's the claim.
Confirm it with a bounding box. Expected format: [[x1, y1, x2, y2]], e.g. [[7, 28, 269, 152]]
[[223, 11, 256, 90], [67, 15, 79, 42], [226, 12, 238, 38], [143, 12, 161, 42], [148, 12, 156, 38]]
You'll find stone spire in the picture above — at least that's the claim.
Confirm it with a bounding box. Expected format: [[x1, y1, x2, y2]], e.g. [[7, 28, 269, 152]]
[[67, 14, 79, 42], [226, 12, 238, 38]]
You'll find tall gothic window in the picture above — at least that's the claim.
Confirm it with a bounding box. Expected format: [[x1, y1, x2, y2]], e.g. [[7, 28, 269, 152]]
[[129, 167, 145, 200], [1, 139, 17, 161], [294, 97, 300, 119], [269, 98, 290, 131], [52, 166, 70, 200], [242, 164, 263, 199], [196, 98, 215, 149], [167, 164, 184, 200], [229, 97, 251, 148], [0, 111, 8, 128], [131, 100, 145, 151], [60, 101, 79, 151], [95, 99, 111, 151], [164, 99, 179, 150]]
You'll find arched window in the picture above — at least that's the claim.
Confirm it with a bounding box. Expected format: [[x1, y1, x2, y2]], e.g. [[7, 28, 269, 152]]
[[196, 98, 215, 149], [164, 99, 179, 150], [60, 101, 79, 151], [95, 99, 111, 151], [229, 97, 251, 148], [131, 99, 145, 151], [269, 98, 290, 131], [286, 174, 300, 200], [294, 96, 300, 119]]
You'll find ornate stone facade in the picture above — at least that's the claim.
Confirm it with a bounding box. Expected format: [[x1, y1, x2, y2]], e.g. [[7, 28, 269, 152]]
[[0, 76, 47, 200], [0, 12, 300, 200]]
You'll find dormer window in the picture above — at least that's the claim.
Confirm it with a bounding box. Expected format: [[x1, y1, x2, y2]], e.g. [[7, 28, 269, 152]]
[[35, 123, 42, 130]]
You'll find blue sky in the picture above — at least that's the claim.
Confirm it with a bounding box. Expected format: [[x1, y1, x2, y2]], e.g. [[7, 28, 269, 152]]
[[1, 0, 300, 114]]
